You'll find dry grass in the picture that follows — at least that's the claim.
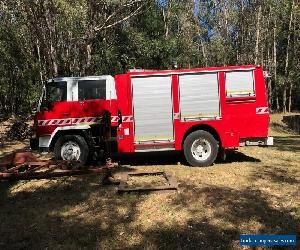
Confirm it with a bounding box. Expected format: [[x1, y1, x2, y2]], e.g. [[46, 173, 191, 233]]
[[0, 114, 299, 249], [0, 118, 32, 158]]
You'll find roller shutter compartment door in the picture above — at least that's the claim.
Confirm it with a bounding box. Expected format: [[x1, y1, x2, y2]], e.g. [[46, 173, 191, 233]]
[[131, 75, 173, 142], [179, 73, 220, 119]]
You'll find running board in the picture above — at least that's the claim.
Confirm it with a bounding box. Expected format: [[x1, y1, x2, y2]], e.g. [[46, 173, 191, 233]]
[[135, 148, 175, 153]]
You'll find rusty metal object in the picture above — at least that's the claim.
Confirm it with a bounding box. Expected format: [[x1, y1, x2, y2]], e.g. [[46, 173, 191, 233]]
[[0, 151, 116, 181], [0, 151, 37, 168], [117, 171, 178, 194]]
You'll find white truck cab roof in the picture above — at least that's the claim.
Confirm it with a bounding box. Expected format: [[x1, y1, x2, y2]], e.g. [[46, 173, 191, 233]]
[[46, 75, 117, 101]]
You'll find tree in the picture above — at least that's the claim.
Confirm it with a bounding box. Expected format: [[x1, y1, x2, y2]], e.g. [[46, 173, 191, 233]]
[[0, 0, 299, 117]]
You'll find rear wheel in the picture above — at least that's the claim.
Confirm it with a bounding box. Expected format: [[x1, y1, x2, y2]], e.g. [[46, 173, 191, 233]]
[[54, 135, 89, 164], [184, 130, 218, 167]]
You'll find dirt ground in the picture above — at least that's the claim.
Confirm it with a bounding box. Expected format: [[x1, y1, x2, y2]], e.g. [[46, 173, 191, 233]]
[[0, 114, 299, 249]]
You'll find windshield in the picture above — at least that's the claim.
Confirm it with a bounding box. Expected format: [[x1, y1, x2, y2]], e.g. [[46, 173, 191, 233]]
[[46, 81, 67, 102]]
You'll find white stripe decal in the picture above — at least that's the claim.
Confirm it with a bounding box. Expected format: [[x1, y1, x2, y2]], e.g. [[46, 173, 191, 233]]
[[39, 115, 134, 126], [256, 107, 269, 114], [111, 115, 133, 122], [38, 117, 101, 127], [111, 116, 119, 123], [110, 116, 133, 123], [122, 116, 133, 122]]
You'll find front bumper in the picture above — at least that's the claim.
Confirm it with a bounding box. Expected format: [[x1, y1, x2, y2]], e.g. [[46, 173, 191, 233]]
[[30, 136, 50, 152], [240, 137, 274, 147]]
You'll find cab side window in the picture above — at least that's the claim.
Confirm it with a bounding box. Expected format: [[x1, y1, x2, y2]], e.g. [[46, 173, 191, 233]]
[[225, 71, 255, 97], [78, 80, 106, 100], [47, 81, 67, 102]]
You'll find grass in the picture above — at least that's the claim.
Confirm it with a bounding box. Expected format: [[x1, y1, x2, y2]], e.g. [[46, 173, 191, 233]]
[[0, 114, 299, 249], [127, 174, 169, 188]]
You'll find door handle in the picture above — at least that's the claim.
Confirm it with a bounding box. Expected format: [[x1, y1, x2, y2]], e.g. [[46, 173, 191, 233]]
[[62, 112, 70, 116]]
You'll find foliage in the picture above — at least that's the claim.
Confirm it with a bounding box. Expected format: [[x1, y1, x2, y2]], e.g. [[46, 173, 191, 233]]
[[0, 0, 299, 116]]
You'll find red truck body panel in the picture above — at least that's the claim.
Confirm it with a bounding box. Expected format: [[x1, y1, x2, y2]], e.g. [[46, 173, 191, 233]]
[[114, 65, 269, 153], [34, 65, 270, 157]]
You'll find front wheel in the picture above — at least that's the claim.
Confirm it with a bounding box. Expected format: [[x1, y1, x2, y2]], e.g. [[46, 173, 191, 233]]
[[54, 135, 89, 164], [183, 130, 219, 167]]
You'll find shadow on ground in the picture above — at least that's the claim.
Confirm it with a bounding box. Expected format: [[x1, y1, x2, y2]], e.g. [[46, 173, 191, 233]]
[[113, 150, 261, 167], [251, 165, 300, 185], [217, 150, 261, 164], [0, 176, 145, 249], [273, 136, 300, 153], [1, 170, 299, 249], [113, 151, 185, 166], [149, 183, 300, 249], [137, 218, 239, 249]]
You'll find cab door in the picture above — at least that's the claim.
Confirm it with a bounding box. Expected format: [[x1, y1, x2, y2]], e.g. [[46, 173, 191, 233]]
[[37, 81, 73, 136], [71, 79, 107, 125]]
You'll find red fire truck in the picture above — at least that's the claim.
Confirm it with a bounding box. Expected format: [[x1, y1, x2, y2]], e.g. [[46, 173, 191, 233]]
[[30, 65, 273, 166]]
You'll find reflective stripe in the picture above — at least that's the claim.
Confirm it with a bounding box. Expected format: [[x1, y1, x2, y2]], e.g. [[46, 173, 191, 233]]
[[256, 107, 269, 114], [38, 117, 101, 127], [111, 116, 119, 123], [110, 116, 133, 123], [38, 116, 134, 126], [122, 116, 133, 122]]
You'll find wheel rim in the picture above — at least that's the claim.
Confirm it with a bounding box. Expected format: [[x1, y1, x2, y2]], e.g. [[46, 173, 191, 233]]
[[191, 138, 212, 161], [61, 141, 81, 161]]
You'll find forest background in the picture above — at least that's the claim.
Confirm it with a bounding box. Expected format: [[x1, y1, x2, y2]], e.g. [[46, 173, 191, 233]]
[[0, 0, 299, 117]]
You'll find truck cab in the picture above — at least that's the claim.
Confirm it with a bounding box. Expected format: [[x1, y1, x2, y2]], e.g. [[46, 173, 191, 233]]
[[31, 76, 118, 162]]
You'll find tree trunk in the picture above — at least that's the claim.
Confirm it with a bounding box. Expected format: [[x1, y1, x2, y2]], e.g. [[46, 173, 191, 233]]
[[288, 3, 296, 113], [288, 82, 293, 112], [239, 0, 245, 63], [36, 38, 44, 83], [44, 3, 58, 77], [223, 1, 229, 65], [50, 41, 58, 77], [10, 76, 16, 118], [255, 5, 262, 65], [162, 8, 169, 38], [283, 87, 287, 113], [200, 40, 208, 67], [273, 20, 279, 111], [84, 3, 96, 76], [267, 49, 272, 112], [283, 0, 294, 113], [267, 77, 272, 112], [85, 42, 93, 75]]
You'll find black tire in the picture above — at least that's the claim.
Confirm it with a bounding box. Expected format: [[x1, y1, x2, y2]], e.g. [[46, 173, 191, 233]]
[[54, 135, 89, 164], [183, 130, 219, 167]]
